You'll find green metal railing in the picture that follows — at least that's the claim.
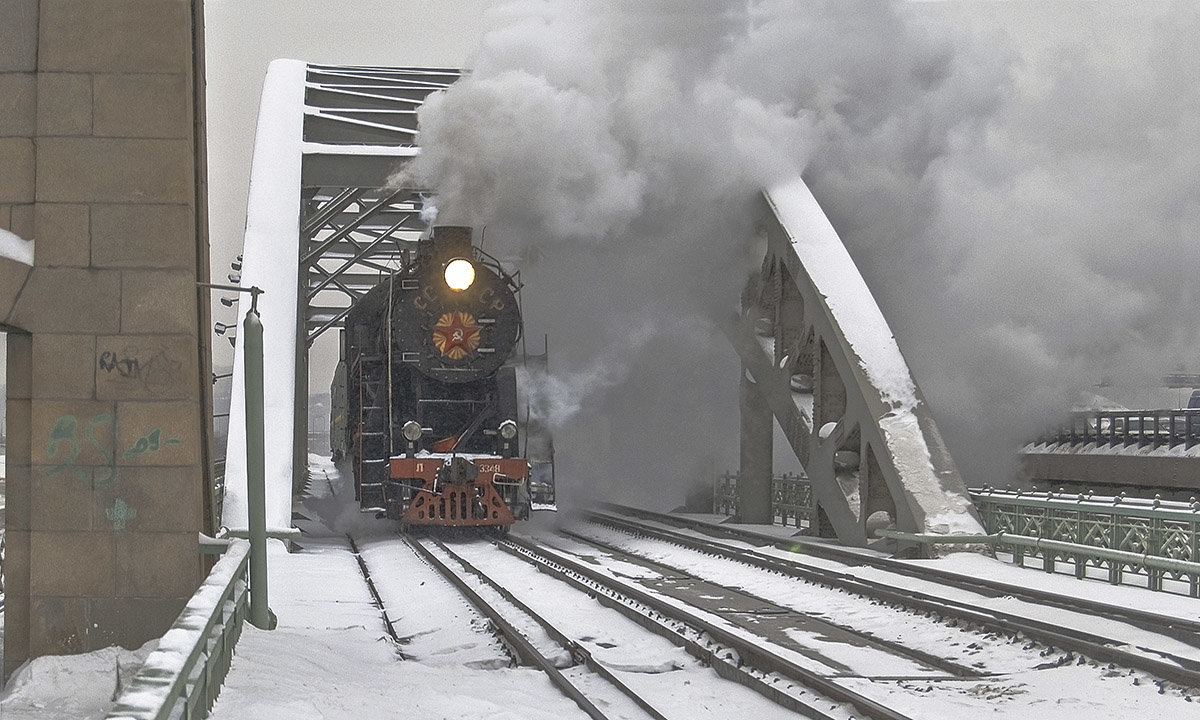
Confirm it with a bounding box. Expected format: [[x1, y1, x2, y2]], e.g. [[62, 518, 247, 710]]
[[970, 487, 1200, 596], [714, 471, 811, 529], [715, 473, 1200, 596], [106, 540, 250, 720], [106, 283, 274, 720]]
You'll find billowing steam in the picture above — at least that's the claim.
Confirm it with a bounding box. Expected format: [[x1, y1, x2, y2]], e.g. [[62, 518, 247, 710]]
[[400, 1, 1200, 503]]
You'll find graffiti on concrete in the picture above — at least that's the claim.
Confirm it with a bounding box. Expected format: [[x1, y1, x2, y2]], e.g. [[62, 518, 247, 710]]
[[43, 415, 183, 484], [44, 413, 117, 484], [122, 428, 181, 459], [105, 498, 137, 530], [98, 346, 182, 395]]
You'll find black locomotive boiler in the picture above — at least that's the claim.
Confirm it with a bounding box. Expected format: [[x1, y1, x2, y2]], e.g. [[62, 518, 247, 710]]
[[333, 225, 553, 530]]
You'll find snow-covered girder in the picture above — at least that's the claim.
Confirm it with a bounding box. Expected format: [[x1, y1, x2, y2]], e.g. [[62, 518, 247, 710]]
[[734, 178, 983, 546]]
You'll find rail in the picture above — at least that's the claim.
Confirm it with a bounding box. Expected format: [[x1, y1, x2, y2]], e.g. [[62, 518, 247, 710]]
[[106, 539, 250, 720], [1034, 408, 1200, 449], [716, 473, 1200, 596]]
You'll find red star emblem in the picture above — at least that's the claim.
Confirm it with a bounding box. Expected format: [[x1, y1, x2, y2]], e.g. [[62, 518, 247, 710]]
[[432, 311, 482, 360]]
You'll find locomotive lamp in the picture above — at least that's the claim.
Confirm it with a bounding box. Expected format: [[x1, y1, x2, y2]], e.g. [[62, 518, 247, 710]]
[[444, 258, 475, 291], [499, 419, 518, 440], [402, 420, 424, 442]]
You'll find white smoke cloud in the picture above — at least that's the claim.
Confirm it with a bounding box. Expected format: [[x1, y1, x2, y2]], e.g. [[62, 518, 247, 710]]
[[403, 1, 1200, 500]]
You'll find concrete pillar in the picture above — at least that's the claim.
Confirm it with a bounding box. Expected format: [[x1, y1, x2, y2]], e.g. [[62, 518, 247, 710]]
[[738, 368, 773, 524], [1, 0, 212, 678]]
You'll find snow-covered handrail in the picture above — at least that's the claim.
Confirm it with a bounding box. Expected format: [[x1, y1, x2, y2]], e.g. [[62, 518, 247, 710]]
[[106, 540, 251, 720]]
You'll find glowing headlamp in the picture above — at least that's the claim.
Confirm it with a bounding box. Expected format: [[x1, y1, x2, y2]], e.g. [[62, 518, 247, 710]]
[[444, 258, 475, 292]]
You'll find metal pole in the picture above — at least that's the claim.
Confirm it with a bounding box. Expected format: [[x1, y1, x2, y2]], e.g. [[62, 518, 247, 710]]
[[738, 367, 773, 524], [243, 288, 272, 630]]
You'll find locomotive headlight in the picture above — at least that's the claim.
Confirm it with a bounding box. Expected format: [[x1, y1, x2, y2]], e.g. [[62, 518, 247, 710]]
[[401, 420, 423, 442], [498, 420, 518, 440], [443, 258, 475, 292]]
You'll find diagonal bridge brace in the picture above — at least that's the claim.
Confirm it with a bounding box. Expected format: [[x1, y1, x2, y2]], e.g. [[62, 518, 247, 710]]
[[730, 178, 983, 547]]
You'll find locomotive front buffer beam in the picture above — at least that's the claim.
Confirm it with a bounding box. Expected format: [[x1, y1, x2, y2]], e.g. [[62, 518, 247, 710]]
[[731, 178, 984, 551]]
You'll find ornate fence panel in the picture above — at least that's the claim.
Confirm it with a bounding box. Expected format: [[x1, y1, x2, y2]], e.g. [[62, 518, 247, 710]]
[[970, 488, 1200, 595], [713, 472, 739, 517], [775, 473, 812, 529], [715, 475, 1200, 596], [714, 472, 813, 530]]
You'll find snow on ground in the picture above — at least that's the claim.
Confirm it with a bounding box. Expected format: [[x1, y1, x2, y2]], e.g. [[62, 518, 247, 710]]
[[0, 640, 153, 720], [446, 539, 824, 719], [4, 457, 1198, 718], [551, 524, 1038, 676]]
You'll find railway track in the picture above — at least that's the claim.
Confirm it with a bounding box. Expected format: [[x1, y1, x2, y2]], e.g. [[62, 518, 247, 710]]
[[409, 536, 669, 720], [598, 504, 1200, 638], [487, 534, 928, 720], [338, 508, 1199, 719], [412, 532, 926, 720], [572, 506, 1200, 690]]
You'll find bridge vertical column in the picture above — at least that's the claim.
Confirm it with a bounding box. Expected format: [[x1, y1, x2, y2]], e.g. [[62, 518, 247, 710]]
[[1, 0, 212, 678], [738, 368, 773, 524]]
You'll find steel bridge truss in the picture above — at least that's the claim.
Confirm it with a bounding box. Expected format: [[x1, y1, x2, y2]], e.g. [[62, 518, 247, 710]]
[[300, 64, 462, 346], [731, 179, 984, 547], [301, 186, 426, 344]]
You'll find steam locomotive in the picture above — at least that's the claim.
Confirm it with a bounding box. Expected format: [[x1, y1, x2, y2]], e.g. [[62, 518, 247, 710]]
[[331, 225, 553, 531]]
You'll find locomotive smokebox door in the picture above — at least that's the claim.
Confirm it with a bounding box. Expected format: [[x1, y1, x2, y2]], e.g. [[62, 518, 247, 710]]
[[389, 226, 522, 385]]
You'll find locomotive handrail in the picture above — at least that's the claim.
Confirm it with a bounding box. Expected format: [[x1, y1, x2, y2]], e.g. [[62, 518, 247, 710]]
[[106, 540, 251, 720]]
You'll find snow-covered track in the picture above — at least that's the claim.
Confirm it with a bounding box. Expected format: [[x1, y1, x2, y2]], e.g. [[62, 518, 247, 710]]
[[599, 504, 1200, 638], [582, 507, 1200, 690], [346, 534, 405, 654], [409, 536, 664, 720], [498, 535, 920, 720]]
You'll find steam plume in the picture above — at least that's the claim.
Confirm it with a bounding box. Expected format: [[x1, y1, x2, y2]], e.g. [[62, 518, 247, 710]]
[[401, 1, 1200, 502]]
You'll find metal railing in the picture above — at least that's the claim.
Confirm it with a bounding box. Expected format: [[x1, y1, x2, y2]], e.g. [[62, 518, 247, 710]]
[[971, 487, 1200, 596], [1035, 408, 1200, 449], [716, 473, 1200, 596], [106, 540, 250, 720], [714, 471, 811, 529]]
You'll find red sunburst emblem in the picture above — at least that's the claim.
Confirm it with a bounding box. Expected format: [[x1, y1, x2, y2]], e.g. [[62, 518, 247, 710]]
[[432, 311, 482, 360]]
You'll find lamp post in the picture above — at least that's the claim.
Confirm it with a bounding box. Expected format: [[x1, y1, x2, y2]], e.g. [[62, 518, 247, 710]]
[[201, 281, 273, 630], [241, 287, 272, 629]]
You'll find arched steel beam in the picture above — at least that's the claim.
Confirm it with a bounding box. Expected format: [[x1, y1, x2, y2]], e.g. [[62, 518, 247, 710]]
[[731, 177, 983, 546]]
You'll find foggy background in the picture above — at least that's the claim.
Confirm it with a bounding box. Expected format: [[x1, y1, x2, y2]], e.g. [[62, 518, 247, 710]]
[[200, 1, 1200, 509]]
